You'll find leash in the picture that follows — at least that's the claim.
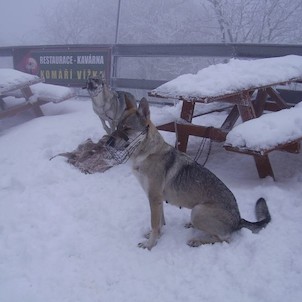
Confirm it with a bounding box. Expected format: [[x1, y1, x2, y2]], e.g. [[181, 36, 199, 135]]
[[175, 121, 212, 166], [194, 126, 213, 166], [194, 137, 212, 166]]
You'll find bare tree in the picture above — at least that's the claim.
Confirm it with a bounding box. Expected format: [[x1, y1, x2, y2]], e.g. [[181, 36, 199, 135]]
[[204, 0, 302, 43], [38, 0, 118, 44], [39, 0, 302, 45]]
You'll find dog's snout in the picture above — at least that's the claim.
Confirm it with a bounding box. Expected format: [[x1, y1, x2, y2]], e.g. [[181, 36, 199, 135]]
[[106, 136, 116, 147]]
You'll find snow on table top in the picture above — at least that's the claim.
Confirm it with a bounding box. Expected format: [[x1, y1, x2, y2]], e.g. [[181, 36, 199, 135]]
[[225, 102, 302, 151], [0, 68, 75, 103], [0, 68, 41, 94], [151, 55, 302, 100]]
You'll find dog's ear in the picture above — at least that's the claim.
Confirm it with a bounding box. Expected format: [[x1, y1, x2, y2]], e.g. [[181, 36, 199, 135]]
[[100, 71, 106, 83], [138, 97, 150, 120], [125, 94, 136, 110]]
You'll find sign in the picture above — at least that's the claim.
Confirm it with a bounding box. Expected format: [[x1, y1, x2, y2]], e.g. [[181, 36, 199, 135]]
[[13, 46, 111, 87]]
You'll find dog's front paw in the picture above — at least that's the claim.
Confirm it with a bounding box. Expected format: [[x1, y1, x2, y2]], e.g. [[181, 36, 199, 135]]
[[187, 239, 203, 247], [144, 231, 151, 239], [184, 222, 193, 229], [138, 240, 156, 251]]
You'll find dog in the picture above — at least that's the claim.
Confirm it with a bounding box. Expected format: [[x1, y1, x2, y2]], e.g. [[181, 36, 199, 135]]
[[107, 98, 271, 250], [83, 72, 137, 135]]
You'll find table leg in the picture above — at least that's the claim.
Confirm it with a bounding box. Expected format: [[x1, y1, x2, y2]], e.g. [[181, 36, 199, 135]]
[[253, 154, 275, 180], [0, 97, 6, 110], [253, 89, 267, 117], [175, 100, 195, 151], [32, 103, 44, 117], [238, 101, 275, 179]]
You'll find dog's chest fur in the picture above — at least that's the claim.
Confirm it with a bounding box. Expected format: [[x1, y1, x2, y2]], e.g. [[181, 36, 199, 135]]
[[91, 93, 121, 121]]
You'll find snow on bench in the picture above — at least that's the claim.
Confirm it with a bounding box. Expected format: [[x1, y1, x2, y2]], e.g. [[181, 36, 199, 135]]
[[224, 102, 302, 155], [29, 82, 75, 104]]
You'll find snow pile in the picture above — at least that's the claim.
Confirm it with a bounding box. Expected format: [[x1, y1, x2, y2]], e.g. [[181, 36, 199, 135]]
[[152, 55, 302, 99], [30, 83, 75, 103], [1, 98, 302, 302], [225, 102, 302, 150], [0, 68, 41, 94]]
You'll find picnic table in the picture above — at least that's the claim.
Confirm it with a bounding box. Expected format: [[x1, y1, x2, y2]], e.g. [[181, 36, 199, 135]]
[[0, 68, 75, 119], [149, 55, 302, 179]]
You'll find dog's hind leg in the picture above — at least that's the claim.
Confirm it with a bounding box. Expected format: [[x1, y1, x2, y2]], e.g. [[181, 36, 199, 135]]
[[188, 204, 234, 247]]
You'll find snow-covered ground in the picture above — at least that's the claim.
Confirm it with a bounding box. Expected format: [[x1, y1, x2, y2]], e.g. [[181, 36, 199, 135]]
[[1, 97, 302, 302]]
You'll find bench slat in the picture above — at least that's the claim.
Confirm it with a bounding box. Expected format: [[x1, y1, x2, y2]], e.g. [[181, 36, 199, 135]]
[[224, 139, 301, 156]]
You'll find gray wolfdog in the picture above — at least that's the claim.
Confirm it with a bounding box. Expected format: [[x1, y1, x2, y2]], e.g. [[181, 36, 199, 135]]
[[83, 72, 137, 135], [107, 98, 271, 250]]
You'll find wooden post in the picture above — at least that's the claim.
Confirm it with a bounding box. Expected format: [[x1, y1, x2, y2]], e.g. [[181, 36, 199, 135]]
[[238, 94, 275, 179]]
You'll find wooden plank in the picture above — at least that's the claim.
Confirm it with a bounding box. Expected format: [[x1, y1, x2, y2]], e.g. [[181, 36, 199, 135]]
[[221, 105, 239, 131], [0, 102, 33, 118], [176, 123, 227, 142], [224, 139, 301, 155], [21, 86, 33, 100], [180, 100, 195, 122], [266, 87, 290, 109], [253, 89, 268, 117], [156, 122, 175, 132]]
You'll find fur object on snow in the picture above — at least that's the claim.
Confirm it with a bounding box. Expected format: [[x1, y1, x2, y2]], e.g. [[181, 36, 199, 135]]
[[50, 136, 118, 174]]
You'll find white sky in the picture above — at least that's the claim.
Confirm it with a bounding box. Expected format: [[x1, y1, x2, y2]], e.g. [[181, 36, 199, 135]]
[[0, 0, 60, 46]]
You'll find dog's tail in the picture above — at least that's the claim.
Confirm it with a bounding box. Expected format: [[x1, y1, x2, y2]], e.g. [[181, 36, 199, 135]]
[[239, 198, 271, 233]]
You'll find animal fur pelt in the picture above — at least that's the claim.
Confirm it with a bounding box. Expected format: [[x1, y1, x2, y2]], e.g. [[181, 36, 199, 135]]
[[50, 135, 118, 174]]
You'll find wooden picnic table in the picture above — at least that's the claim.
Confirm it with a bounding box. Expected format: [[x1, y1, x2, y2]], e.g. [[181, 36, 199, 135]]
[[0, 69, 44, 118], [149, 55, 302, 179], [0, 68, 75, 119]]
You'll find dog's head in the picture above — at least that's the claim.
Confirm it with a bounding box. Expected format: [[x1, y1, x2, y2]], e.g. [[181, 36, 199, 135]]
[[106, 97, 150, 163], [82, 72, 106, 96]]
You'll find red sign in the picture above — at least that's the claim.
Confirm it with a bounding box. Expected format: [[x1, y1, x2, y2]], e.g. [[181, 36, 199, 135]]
[[13, 46, 112, 87]]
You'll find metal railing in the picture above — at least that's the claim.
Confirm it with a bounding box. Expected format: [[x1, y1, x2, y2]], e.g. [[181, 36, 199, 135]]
[[1, 43, 302, 100]]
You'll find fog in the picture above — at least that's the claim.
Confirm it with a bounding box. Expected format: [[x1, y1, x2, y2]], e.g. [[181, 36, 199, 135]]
[[1, 0, 302, 46], [0, 0, 60, 46]]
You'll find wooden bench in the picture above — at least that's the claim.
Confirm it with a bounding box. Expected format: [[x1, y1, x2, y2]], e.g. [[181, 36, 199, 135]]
[[223, 103, 302, 179], [0, 69, 75, 119]]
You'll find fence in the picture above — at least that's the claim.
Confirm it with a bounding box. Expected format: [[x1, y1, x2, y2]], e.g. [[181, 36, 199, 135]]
[[1, 43, 302, 102]]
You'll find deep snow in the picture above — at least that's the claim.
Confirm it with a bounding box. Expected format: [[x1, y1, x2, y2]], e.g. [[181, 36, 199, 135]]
[[152, 55, 302, 99], [1, 97, 302, 302]]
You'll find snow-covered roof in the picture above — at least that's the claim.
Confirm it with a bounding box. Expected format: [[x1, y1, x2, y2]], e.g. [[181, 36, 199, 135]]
[[151, 55, 302, 100], [0, 68, 42, 94]]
